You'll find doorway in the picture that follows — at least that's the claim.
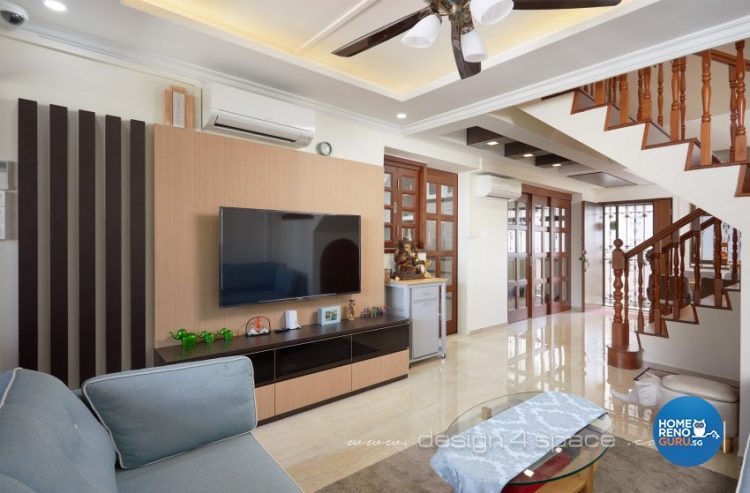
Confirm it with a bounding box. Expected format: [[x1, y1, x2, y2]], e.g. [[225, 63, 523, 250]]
[[581, 201, 604, 310]]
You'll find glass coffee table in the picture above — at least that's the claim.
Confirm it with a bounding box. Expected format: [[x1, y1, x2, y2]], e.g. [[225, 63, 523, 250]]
[[442, 392, 614, 492]]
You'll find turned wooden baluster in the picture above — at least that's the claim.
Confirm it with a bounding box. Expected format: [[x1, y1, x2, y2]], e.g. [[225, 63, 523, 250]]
[[736, 41, 747, 161], [670, 59, 680, 140], [653, 248, 663, 335], [730, 66, 738, 162], [700, 51, 713, 165], [672, 231, 681, 320], [692, 219, 702, 304], [595, 80, 605, 105], [637, 252, 645, 332], [732, 228, 739, 283], [679, 240, 686, 307], [611, 239, 630, 348], [647, 250, 657, 324], [657, 63, 665, 127], [713, 221, 723, 307], [643, 66, 652, 121], [619, 74, 629, 124], [637, 69, 644, 120], [624, 259, 630, 328], [680, 57, 687, 140]]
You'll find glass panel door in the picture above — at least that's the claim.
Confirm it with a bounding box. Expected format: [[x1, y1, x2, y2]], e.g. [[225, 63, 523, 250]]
[[508, 194, 530, 322], [384, 160, 422, 252], [531, 194, 550, 318], [549, 198, 571, 314], [423, 169, 458, 335]]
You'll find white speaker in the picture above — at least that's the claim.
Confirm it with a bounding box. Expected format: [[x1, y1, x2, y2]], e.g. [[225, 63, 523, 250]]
[[284, 310, 301, 330]]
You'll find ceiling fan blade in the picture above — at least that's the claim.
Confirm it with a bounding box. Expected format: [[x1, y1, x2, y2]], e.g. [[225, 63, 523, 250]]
[[451, 22, 482, 80], [512, 0, 621, 9], [332, 7, 434, 57]]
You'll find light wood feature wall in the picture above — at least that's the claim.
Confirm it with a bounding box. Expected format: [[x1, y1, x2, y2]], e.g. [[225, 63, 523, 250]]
[[255, 384, 276, 422], [153, 125, 384, 347], [274, 366, 352, 415], [351, 350, 409, 391]]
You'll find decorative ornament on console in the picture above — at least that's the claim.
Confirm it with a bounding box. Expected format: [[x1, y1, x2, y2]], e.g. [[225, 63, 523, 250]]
[[393, 238, 432, 280], [246, 316, 271, 337]]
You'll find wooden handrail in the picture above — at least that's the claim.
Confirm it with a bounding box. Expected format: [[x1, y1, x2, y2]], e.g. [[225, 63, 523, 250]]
[[674, 216, 719, 246], [623, 208, 705, 259], [707, 49, 750, 70]]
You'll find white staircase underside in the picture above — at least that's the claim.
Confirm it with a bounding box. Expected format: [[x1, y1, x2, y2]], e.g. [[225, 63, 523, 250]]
[[520, 93, 748, 231], [637, 291, 741, 381]]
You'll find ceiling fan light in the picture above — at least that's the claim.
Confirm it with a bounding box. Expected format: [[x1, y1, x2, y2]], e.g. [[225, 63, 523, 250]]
[[401, 14, 442, 48], [460, 29, 488, 63], [471, 0, 514, 26]]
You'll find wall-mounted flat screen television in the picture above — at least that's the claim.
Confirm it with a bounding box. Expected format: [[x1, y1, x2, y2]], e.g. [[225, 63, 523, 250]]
[[219, 207, 361, 307]]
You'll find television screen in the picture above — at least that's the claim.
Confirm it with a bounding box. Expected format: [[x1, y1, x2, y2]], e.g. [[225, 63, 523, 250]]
[[219, 207, 361, 307]]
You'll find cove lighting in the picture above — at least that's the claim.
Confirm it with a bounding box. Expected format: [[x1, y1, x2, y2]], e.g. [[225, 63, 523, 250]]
[[44, 0, 67, 12]]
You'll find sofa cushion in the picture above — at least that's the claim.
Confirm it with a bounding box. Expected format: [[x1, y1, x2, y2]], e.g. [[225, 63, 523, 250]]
[[82, 356, 256, 469], [661, 374, 739, 403], [0, 368, 118, 493], [116, 434, 302, 493]]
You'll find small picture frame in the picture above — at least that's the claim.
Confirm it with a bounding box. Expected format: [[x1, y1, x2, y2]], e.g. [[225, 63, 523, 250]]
[[319, 306, 341, 326]]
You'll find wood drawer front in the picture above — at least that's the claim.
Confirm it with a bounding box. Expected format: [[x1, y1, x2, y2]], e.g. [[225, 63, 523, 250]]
[[255, 384, 275, 421], [275, 365, 352, 415], [351, 350, 409, 392]]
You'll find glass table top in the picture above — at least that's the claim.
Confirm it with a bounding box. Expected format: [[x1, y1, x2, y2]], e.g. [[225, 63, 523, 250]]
[[442, 392, 614, 486]]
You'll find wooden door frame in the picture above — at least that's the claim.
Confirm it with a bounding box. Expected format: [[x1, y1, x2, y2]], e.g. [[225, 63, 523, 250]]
[[384, 155, 425, 252], [507, 194, 531, 323], [423, 168, 459, 335]]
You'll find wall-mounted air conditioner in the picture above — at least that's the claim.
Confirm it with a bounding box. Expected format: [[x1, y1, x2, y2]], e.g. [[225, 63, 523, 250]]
[[474, 175, 522, 200], [202, 83, 315, 148]]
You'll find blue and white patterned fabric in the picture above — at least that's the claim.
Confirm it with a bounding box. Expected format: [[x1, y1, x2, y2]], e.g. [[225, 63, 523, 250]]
[[431, 392, 606, 493]]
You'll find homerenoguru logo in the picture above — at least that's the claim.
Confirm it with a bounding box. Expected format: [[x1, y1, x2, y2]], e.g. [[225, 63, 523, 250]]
[[653, 396, 724, 467]]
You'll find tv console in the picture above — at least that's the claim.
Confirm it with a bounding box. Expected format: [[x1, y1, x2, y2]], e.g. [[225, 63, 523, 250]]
[[154, 314, 410, 423]]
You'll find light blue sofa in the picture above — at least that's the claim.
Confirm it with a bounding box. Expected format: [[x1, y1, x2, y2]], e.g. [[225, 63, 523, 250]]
[[0, 356, 302, 493]]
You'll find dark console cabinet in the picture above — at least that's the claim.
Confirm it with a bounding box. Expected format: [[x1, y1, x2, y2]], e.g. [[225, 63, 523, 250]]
[[155, 315, 410, 423]]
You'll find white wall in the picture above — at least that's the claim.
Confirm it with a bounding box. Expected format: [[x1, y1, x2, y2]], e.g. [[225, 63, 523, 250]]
[[740, 249, 750, 456], [457, 173, 508, 335]]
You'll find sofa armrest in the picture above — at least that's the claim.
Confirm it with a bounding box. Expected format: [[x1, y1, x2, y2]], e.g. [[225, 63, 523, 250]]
[[82, 356, 256, 469]]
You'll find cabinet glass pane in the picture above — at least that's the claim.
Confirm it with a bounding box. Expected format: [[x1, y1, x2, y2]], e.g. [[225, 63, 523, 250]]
[[508, 207, 517, 225], [534, 231, 542, 253], [534, 259, 543, 280], [402, 212, 415, 223], [384, 191, 391, 205], [553, 207, 561, 228], [384, 173, 392, 188], [544, 206, 551, 227], [426, 220, 437, 251], [544, 282, 551, 303], [427, 183, 437, 213], [519, 258, 527, 281], [441, 221, 454, 250], [384, 210, 391, 223], [402, 228, 414, 241], [519, 284, 527, 308], [534, 284, 543, 305], [562, 282, 569, 302], [562, 258, 568, 277], [554, 281, 562, 302], [427, 256, 437, 277], [352, 324, 409, 362], [440, 257, 453, 284], [519, 203, 527, 225], [561, 208, 567, 228], [543, 232, 550, 252], [518, 230, 527, 253], [402, 176, 416, 191], [402, 194, 415, 208], [276, 337, 350, 379], [553, 232, 561, 252], [508, 285, 517, 307], [554, 258, 562, 277], [508, 230, 517, 253], [384, 226, 391, 242], [508, 259, 516, 280], [545, 258, 551, 278], [561, 233, 567, 252], [534, 205, 543, 226], [441, 185, 454, 215], [446, 293, 453, 322]]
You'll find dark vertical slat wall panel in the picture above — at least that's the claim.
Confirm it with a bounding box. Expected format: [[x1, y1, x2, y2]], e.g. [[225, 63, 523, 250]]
[[105, 115, 122, 373], [49, 104, 69, 382], [18, 99, 39, 370], [130, 120, 146, 370], [78, 110, 97, 382]]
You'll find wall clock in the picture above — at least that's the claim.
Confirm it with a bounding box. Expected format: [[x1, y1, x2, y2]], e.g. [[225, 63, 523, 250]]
[[316, 141, 333, 156]]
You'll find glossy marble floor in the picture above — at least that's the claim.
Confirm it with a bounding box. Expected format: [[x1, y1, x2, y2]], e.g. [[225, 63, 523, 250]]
[[253, 309, 741, 492]]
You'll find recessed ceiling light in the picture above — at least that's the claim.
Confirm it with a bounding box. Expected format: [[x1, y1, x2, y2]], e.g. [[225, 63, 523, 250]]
[[396, 113, 407, 119], [552, 163, 562, 167], [486, 141, 499, 146], [44, 0, 67, 12], [522, 153, 534, 158]]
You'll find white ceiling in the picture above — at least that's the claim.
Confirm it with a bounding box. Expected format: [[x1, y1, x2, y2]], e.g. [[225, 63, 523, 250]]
[[12, 0, 750, 133]]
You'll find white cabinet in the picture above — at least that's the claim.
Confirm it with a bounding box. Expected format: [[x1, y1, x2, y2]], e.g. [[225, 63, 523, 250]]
[[386, 279, 447, 362]]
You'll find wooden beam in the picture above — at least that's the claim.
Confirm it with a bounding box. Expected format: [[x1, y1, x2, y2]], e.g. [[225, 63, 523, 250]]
[[466, 126, 503, 146], [504, 141, 540, 158], [105, 115, 122, 373], [534, 154, 571, 167]]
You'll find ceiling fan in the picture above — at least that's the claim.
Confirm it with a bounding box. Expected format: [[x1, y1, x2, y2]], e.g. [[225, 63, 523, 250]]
[[332, 0, 622, 80]]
